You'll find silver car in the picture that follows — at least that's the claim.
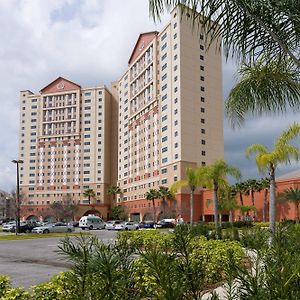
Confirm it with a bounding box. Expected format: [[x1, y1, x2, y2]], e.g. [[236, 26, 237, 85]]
[[2, 221, 16, 232], [114, 221, 140, 231], [105, 220, 122, 230], [32, 222, 74, 234]]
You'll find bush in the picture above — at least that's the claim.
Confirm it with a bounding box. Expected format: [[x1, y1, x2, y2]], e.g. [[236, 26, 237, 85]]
[[0, 275, 10, 297], [232, 221, 253, 228]]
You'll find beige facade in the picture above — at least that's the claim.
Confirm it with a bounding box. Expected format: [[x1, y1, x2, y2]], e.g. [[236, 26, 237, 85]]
[[117, 7, 224, 211], [19, 77, 114, 216]]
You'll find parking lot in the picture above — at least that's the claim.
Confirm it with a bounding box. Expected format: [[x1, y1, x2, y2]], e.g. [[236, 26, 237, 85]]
[[0, 229, 117, 288]]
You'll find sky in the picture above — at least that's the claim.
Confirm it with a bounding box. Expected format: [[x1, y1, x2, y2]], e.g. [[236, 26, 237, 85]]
[[0, 0, 299, 192]]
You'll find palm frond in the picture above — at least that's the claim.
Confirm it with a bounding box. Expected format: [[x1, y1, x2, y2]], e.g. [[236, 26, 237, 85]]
[[275, 122, 300, 148], [245, 144, 269, 159], [170, 179, 188, 193], [226, 60, 300, 127]]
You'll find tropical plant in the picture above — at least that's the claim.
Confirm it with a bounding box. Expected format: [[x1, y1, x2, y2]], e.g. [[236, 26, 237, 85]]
[[203, 160, 241, 235], [260, 177, 271, 222], [149, 1, 300, 67], [111, 205, 126, 220], [244, 179, 262, 220], [246, 122, 300, 235], [145, 189, 160, 222], [157, 186, 175, 216], [279, 187, 300, 224], [226, 59, 300, 127], [83, 189, 96, 205], [107, 185, 122, 203], [171, 166, 206, 225], [218, 186, 239, 226]]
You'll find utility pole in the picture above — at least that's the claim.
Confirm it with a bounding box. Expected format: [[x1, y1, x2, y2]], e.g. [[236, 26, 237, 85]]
[[12, 159, 23, 235]]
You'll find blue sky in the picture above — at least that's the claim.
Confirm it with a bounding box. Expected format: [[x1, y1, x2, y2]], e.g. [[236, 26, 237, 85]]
[[0, 0, 299, 192]]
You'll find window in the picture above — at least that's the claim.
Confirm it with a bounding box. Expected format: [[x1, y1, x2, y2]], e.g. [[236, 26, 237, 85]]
[[174, 65, 178, 71], [162, 147, 168, 153], [161, 53, 167, 60], [200, 76, 205, 81], [202, 150, 206, 156], [174, 142, 178, 148], [162, 74, 167, 81], [174, 98, 178, 104], [85, 99, 91, 103], [201, 97, 205, 102], [162, 104, 167, 111], [162, 136, 168, 142], [162, 94, 167, 101], [201, 86, 205, 92], [162, 84, 167, 91], [201, 129, 206, 134], [174, 131, 178, 137], [174, 120, 178, 125], [201, 139, 206, 145], [161, 179, 168, 184], [201, 118, 205, 124], [174, 87, 178, 93], [162, 115, 167, 122], [174, 154, 178, 159], [161, 168, 167, 174], [200, 65, 204, 71], [174, 22, 177, 29], [162, 125, 167, 132], [173, 33, 177, 39], [161, 32, 167, 41], [84, 134, 91, 138], [162, 158, 168, 164], [200, 45, 204, 50], [200, 55, 204, 60], [84, 106, 91, 110], [201, 107, 205, 113], [174, 76, 178, 82], [174, 54, 178, 60], [162, 63, 167, 71], [84, 128, 91, 131], [161, 43, 167, 51], [173, 165, 177, 171], [174, 44, 177, 50], [174, 109, 178, 114], [84, 92, 91, 96]]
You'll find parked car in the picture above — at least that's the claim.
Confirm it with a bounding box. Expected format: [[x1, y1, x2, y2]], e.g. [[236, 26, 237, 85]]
[[114, 221, 140, 231], [32, 222, 74, 234], [2, 221, 16, 232], [105, 220, 122, 230], [157, 219, 176, 229], [68, 221, 79, 227], [79, 215, 105, 230], [139, 221, 156, 229], [10, 222, 39, 233]]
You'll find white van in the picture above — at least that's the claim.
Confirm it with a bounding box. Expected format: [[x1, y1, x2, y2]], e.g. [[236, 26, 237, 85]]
[[79, 215, 105, 230]]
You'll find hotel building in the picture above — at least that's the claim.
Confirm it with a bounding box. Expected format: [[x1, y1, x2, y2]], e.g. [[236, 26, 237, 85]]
[[116, 7, 223, 221], [19, 78, 116, 220], [19, 7, 223, 222]]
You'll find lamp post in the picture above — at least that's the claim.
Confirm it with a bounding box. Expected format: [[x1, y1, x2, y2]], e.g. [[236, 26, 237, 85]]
[[12, 159, 23, 235]]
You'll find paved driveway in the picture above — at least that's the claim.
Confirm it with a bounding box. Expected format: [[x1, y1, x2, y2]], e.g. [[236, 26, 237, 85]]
[[0, 229, 117, 288]]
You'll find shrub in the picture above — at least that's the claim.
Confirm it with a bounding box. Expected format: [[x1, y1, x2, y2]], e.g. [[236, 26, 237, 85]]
[[232, 221, 253, 228], [0, 275, 10, 297], [1, 287, 30, 300]]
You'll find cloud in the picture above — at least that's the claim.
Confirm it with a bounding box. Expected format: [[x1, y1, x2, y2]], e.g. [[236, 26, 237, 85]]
[[0, 0, 299, 191]]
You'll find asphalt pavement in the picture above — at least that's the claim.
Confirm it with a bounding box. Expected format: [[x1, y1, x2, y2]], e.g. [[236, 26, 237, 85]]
[[0, 229, 117, 288]]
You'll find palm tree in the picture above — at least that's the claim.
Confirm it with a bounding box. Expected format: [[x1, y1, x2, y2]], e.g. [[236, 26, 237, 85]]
[[225, 60, 300, 127], [157, 186, 174, 216], [145, 189, 160, 222], [218, 186, 239, 226], [149, 1, 300, 68], [83, 189, 96, 205], [233, 181, 249, 220], [246, 122, 300, 235], [279, 187, 300, 224], [245, 179, 262, 221], [259, 177, 271, 222], [107, 185, 122, 204], [171, 167, 205, 225], [203, 160, 241, 235]]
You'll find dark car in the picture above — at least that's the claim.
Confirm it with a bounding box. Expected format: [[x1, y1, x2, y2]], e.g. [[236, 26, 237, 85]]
[[10, 222, 39, 233], [156, 220, 175, 229], [139, 221, 156, 229]]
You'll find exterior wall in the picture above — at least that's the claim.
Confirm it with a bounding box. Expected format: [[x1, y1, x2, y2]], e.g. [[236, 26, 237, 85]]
[[19, 78, 115, 221]]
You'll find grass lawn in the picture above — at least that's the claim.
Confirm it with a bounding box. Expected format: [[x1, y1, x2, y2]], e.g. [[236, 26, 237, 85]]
[[0, 232, 90, 241]]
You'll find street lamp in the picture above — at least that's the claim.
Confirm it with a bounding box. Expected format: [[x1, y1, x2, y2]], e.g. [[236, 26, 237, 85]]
[[12, 159, 23, 235]]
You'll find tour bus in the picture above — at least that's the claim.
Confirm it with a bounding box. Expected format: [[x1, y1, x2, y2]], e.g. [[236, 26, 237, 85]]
[[79, 215, 105, 230]]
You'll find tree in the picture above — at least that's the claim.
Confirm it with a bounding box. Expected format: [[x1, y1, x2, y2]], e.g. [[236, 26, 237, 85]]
[[171, 167, 206, 225], [50, 194, 79, 222], [146, 189, 160, 222], [217, 186, 239, 226], [233, 181, 248, 220], [279, 187, 300, 224], [111, 205, 127, 221], [244, 179, 262, 220], [107, 185, 122, 204], [225, 59, 300, 127], [246, 122, 300, 235], [83, 189, 96, 205], [158, 186, 175, 216], [203, 160, 241, 235], [149, 1, 300, 67], [259, 177, 271, 222]]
